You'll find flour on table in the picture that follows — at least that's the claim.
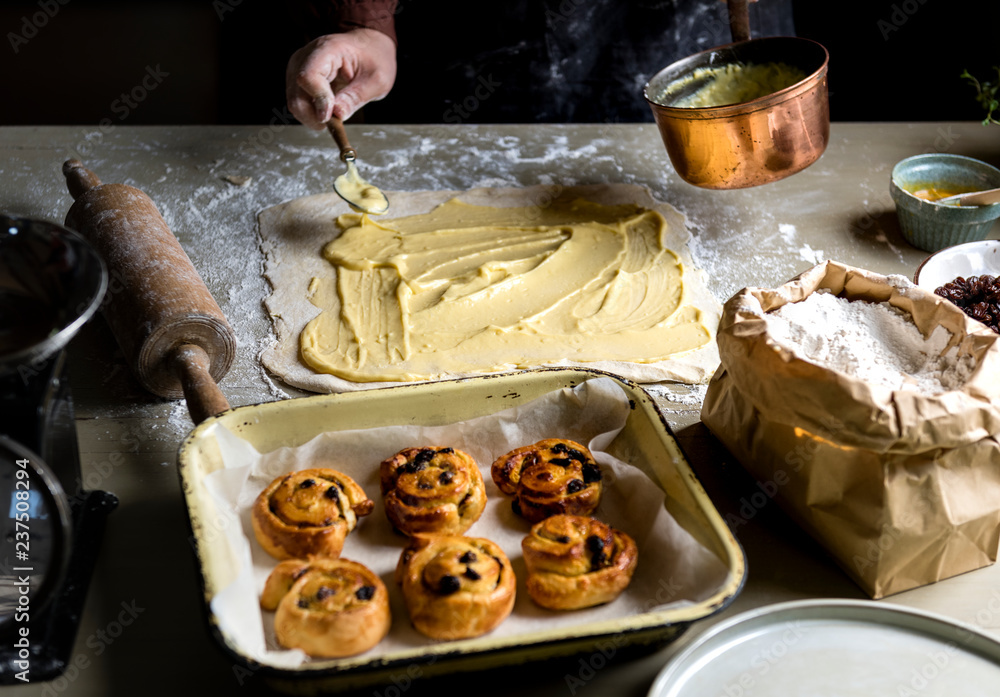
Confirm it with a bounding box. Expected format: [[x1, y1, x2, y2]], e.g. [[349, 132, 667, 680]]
[[778, 222, 797, 243], [796, 242, 825, 266]]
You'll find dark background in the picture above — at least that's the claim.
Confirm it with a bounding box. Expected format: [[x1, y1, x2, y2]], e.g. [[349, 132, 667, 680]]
[[0, 0, 996, 126]]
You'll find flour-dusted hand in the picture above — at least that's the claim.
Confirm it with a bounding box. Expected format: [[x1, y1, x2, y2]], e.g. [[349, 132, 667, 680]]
[[286, 28, 397, 129]]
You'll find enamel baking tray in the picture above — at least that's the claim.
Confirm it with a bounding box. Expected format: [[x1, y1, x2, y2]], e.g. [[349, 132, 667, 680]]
[[177, 368, 745, 693]]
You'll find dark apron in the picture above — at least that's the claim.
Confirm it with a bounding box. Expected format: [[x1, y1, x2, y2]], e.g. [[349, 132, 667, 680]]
[[366, 0, 794, 123]]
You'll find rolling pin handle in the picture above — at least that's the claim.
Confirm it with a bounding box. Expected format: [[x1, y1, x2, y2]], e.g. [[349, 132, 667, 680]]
[[172, 343, 231, 425], [63, 159, 103, 200]]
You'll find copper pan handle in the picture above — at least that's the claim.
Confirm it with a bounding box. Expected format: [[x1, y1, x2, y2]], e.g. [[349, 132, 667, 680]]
[[727, 0, 751, 43]]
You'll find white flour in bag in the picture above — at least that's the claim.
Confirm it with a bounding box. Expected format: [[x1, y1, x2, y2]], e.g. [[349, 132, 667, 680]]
[[765, 290, 976, 394]]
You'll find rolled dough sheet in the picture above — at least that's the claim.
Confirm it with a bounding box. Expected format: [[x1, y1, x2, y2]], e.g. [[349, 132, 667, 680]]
[[259, 184, 721, 393]]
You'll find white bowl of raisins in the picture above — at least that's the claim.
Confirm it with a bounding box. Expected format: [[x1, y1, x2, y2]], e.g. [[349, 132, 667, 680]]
[[915, 239, 1000, 332]]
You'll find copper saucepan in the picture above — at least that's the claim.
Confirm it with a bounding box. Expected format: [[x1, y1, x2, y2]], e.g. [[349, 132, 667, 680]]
[[643, 0, 830, 189]]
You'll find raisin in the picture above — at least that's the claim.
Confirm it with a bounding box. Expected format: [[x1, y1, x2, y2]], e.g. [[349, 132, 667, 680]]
[[297, 599, 309, 609], [418, 481, 433, 490], [549, 457, 571, 467], [439, 470, 454, 485], [315, 586, 334, 601], [550, 442, 586, 462], [582, 463, 601, 484], [586, 535, 607, 569], [355, 585, 376, 601], [324, 486, 340, 501], [556, 535, 571, 544], [299, 478, 315, 489], [566, 479, 585, 494], [464, 567, 481, 581], [401, 460, 426, 475], [439, 575, 461, 595], [459, 551, 477, 564], [936, 275, 1000, 333], [400, 449, 435, 475], [440, 447, 454, 454]]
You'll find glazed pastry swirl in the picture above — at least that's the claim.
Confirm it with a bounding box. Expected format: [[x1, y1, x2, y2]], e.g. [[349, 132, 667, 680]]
[[396, 534, 516, 640], [380, 446, 487, 535], [252, 468, 374, 560], [260, 557, 391, 658], [491, 438, 602, 523], [521, 514, 638, 610]]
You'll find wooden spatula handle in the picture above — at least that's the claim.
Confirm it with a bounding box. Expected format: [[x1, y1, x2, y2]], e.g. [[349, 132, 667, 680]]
[[961, 187, 1000, 207], [327, 118, 357, 162]]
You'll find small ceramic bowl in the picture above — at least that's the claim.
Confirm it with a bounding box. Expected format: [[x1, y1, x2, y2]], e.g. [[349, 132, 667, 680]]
[[913, 239, 1000, 293], [890, 154, 1000, 252]]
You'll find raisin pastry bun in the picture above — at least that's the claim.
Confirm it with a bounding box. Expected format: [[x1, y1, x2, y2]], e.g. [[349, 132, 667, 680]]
[[521, 514, 638, 610], [396, 534, 516, 640], [252, 468, 374, 560], [380, 447, 487, 535], [491, 439, 602, 523], [260, 557, 390, 658]]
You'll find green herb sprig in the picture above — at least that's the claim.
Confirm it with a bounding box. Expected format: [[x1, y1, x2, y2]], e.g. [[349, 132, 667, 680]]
[[962, 67, 1000, 126]]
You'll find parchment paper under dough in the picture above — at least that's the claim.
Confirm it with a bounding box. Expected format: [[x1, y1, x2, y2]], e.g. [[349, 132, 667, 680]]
[[259, 184, 721, 393]]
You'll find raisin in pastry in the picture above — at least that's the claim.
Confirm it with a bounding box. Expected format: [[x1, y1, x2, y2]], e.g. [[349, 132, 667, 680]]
[[252, 468, 374, 560], [260, 557, 390, 658], [521, 514, 638, 610], [380, 446, 487, 535], [395, 534, 516, 640], [491, 438, 602, 523]]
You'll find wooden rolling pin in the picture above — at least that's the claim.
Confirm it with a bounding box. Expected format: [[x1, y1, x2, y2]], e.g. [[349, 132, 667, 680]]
[[63, 159, 235, 423]]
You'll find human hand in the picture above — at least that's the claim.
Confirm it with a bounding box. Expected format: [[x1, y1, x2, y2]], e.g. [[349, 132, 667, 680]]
[[286, 28, 397, 129]]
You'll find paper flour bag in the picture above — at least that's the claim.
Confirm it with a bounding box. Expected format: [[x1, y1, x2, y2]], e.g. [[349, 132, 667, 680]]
[[701, 261, 1000, 598]]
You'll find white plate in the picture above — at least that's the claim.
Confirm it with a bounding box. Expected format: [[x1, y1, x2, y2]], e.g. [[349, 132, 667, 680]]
[[914, 239, 1000, 292], [648, 599, 1000, 697]]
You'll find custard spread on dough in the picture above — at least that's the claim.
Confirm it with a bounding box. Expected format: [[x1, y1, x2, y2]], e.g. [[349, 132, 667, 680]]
[[300, 195, 709, 382]]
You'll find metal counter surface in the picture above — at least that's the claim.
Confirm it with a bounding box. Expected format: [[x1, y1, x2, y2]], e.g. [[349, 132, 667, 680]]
[[3, 123, 1000, 696]]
